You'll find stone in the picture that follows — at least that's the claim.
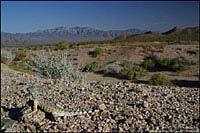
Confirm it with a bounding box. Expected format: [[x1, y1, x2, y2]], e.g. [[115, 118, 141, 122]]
[[99, 104, 107, 110]]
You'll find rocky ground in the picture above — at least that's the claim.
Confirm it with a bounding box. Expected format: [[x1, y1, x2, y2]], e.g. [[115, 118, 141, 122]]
[[1, 64, 199, 132]]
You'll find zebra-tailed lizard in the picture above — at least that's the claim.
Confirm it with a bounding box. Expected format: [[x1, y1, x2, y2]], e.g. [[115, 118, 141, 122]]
[[21, 87, 99, 121]]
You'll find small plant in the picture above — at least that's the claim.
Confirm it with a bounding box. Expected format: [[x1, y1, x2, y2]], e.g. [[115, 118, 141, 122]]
[[148, 73, 169, 85], [104, 62, 122, 75], [89, 48, 103, 57], [11, 60, 30, 70], [30, 52, 82, 81], [141, 53, 190, 71], [14, 50, 27, 61], [189, 59, 198, 65], [170, 56, 190, 71], [54, 42, 68, 50], [119, 62, 147, 80], [1, 49, 15, 64], [83, 61, 98, 72], [158, 57, 172, 70], [141, 58, 155, 70]]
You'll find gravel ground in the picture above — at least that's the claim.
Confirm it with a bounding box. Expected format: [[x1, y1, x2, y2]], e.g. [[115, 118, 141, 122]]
[[1, 65, 199, 132]]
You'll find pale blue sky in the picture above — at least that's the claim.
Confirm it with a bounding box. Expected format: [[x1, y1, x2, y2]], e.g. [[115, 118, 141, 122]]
[[1, 1, 199, 33]]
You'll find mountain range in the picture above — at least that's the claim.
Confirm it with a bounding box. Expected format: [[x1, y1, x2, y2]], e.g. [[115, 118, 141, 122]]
[[1, 26, 199, 46], [1, 26, 145, 46]]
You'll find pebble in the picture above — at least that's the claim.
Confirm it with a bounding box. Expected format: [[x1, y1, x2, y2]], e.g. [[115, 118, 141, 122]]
[[1, 66, 199, 132], [99, 103, 107, 110]]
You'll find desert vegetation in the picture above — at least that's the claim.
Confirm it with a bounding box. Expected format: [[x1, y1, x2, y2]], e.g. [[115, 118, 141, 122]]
[[1, 49, 15, 64], [141, 54, 193, 72], [29, 52, 82, 81], [83, 61, 99, 72], [1, 29, 199, 133], [148, 73, 169, 85]]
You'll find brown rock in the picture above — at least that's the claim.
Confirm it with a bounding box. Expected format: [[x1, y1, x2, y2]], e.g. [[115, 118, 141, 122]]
[[99, 103, 107, 110]]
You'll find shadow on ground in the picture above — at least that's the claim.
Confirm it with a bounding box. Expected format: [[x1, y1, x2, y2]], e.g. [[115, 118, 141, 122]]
[[94, 70, 199, 88], [1, 106, 23, 121], [94, 70, 125, 80], [171, 80, 200, 88]]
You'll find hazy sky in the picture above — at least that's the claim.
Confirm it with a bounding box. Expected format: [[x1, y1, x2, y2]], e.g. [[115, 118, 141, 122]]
[[1, 1, 199, 33]]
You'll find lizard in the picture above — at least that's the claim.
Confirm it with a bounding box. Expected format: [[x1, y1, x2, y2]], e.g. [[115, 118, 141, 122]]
[[20, 86, 99, 121]]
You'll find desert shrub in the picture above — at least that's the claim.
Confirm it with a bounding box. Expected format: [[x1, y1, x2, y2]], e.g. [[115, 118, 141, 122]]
[[1, 49, 15, 64], [148, 73, 169, 85], [89, 48, 103, 57], [141, 58, 156, 70], [158, 57, 172, 70], [54, 42, 68, 50], [170, 56, 190, 71], [14, 50, 27, 61], [30, 52, 82, 80], [11, 60, 30, 70], [189, 59, 199, 65], [83, 61, 98, 72], [141, 53, 190, 71], [104, 62, 123, 75], [119, 63, 147, 80]]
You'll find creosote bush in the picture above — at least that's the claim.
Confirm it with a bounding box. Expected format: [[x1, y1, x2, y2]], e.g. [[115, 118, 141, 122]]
[[120, 61, 147, 80], [141, 53, 190, 71], [83, 61, 98, 72], [148, 73, 169, 85], [30, 52, 82, 81], [1, 49, 15, 64]]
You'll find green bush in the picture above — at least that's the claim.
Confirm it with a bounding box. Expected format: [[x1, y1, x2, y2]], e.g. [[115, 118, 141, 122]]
[[158, 57, 172, 70], [89, 48, 103, 57], [84, 61, 98, 72], [148, 73, 169, 85], [170, 56, 190, 71], [14, 50, 27, 61], [119, 63, 147, 80], [1, 49, 15, 64], [30, 52, 82, 81], [141, 54, 190, 71], [141, 58, 155, 70]]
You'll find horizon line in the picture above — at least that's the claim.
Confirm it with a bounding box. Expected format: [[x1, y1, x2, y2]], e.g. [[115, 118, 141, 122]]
[[1, 24, 199, 34]]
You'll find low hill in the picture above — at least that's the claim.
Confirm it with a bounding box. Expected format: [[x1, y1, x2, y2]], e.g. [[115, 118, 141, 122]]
[[113, 26, 199, 42]]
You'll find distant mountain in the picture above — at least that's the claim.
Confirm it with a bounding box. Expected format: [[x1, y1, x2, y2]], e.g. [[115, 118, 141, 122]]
[[1, 26, 145, 46], [162, 26, 199, 35], [114, 26, 199, 42]]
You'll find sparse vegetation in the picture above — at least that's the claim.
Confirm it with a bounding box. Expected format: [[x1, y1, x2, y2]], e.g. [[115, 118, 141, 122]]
[[30, 52, 82, 80], [141, 58, 155, 70], [148, 73, 169, 85], [83, 61, 98, 72], [1, 49, 15, 64], [14, 50, 27, 61], [141, 54, 191, 71], [169, 56, 190, 71], [89, 48, 103, 57], [104, 62, 123, 75], [54, 42, 69, 50], [11, 60, 30, 71], [119, 61, 147, 80]]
